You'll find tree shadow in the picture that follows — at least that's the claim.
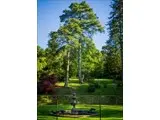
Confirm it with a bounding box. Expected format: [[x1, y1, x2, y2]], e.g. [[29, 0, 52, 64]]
[[91, 108, 123, 118]]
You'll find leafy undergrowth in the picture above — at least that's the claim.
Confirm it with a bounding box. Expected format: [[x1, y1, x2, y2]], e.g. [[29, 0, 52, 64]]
[[37, 104, 123, 120]]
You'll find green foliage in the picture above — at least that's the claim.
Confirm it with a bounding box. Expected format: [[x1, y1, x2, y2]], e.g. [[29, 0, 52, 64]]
[[59, 1, 104, 83], [37, 31, 66, 82], [88, 82, 102, 93], [103, 84, 107, 88], [87, 81, 101, 93], [102, 0, 123, 80], [37, 46, 48, 81], [85, 78, 95, 84], [88, 84, 96, 93], [37, 96, 53, 106], [81, 39, 104, 78], [60, 1, 104, 34], [102, 52, 122, 80], [94, 82, 101, 89]]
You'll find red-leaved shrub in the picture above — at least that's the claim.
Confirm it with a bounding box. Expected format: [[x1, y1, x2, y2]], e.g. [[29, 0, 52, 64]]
[[37, 74, 57, 95]]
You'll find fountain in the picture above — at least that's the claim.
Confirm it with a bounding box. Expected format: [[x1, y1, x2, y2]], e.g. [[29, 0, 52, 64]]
[[50, 92, 98, 117], [71, 92, 78, 114]]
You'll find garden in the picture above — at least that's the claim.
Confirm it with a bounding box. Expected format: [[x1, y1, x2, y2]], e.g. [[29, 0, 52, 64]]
[[38, 0, 123, 119]]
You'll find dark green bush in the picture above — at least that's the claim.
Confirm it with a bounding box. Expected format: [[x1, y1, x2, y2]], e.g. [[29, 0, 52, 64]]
[[94, 82, 101, 89], [87, 79, 95, 84], [103, 84, 107, 88], [88, 84, 96, 93]]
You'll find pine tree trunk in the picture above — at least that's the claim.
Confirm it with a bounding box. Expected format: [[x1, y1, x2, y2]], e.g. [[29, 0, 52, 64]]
[[64, 50, 70, 87], [78, 38, 83, 84]]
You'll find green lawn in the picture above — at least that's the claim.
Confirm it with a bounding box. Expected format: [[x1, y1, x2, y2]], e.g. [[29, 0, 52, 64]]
[[38, 79, 123, 119], [37, 104, 123, 120], [55, 79, 122, 96]]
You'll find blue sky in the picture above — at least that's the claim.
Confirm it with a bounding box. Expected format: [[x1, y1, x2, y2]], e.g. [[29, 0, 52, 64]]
[[38, 0, 111, 50]]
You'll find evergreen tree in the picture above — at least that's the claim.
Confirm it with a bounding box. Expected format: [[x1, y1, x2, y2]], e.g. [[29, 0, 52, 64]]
[[57, 19, 82, 87], [48, 19, 81, 87], [59, 1, 104, 83], [103, 0, 123, 80]]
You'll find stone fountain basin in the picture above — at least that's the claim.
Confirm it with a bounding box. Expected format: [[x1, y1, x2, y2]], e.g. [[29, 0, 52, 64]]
[[50, 108, 98, 117]]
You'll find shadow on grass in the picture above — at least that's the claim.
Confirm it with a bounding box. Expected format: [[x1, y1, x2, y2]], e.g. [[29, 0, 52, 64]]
[[92, 108, 122, 118], [76, 104, 122, 118]]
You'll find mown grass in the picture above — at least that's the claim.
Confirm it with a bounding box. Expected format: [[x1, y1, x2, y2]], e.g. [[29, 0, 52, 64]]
[[38, 79, 123, 120], [55, 79, 122, 96], [37, 104, 123, 120]]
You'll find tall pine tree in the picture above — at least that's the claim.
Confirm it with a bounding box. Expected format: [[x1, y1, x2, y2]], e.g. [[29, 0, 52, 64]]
[[59, 1, 104, 83]]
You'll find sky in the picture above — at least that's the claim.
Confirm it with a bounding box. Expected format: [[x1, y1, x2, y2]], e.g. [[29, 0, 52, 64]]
[[38, 0, 111, 50]]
